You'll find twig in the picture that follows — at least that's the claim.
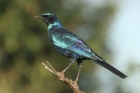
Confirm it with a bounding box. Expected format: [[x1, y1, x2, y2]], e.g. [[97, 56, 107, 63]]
[[46, 61, 57, 73], [41, 62, 85, 93]]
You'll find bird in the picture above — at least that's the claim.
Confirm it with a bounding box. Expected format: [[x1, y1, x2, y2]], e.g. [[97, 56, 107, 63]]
[[35, 13, 127, 79]]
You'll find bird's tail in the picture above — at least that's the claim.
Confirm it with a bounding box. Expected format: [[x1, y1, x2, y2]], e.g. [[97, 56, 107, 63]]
[[93, 59, 127, 79]]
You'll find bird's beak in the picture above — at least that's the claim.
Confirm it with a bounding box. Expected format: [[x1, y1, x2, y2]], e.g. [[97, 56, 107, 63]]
[[35, 15, 44, 19]]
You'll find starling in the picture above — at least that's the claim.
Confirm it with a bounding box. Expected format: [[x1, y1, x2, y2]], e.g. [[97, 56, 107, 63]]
[[35, 13, 127, 79]]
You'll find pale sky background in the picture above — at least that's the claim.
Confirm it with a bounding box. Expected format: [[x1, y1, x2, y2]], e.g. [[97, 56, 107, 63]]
[[109, 0, 140, 93], [93, 0, 140, 93], [110, 0, 140, 68]]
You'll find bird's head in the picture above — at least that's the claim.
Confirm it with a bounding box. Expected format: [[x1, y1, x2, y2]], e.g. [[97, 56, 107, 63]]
[[35, 13, 57, 25], [35, 13, 62, 29]]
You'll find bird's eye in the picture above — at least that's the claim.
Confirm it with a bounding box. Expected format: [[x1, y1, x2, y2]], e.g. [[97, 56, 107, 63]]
[[46, 15, 50, 19]]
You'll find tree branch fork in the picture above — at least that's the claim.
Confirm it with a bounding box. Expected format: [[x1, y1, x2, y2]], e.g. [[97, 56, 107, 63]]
[[41, 61, 84, 93]]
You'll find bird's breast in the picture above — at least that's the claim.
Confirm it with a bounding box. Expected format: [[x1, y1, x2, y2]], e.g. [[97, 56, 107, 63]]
[[51, 35, 68, 48]]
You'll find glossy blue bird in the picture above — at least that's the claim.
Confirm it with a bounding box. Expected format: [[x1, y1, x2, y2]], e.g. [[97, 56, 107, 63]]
[[35, 13, 127, 79]]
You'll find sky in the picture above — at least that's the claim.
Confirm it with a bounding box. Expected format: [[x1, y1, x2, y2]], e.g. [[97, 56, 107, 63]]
[[110, 0, 140, 67], [92, 0, 140, 93], [109, 0, 140, 92]]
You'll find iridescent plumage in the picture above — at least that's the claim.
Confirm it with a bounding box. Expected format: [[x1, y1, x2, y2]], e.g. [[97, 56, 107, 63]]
[[35, 13, 127, 78]]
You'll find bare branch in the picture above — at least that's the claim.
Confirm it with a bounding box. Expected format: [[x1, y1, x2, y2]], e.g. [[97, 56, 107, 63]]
[[41, 62, 85, 93], [47, 61, 57, 73]]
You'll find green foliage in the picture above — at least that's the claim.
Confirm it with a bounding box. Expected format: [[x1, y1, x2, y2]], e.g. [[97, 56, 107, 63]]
[[0, 0, 116, 93]]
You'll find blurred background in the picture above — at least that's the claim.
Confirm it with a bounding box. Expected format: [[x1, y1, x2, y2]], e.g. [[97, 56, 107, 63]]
[[0, 0, 139, 93]]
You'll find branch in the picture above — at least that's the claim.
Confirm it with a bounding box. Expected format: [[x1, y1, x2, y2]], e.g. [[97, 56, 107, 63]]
[[41, 61, 85, 93]]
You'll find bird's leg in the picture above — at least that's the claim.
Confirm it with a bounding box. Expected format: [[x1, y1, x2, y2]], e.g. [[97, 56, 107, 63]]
[[75, 65, 82, 83], [61, 58, 76, 73], [61, 62, 74, 73]]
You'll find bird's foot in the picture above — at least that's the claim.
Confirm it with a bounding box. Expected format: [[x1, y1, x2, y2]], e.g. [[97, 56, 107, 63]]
[[75, 65, 82, 83], [56, 71, 65, 81], [59, 71, 65, 77]]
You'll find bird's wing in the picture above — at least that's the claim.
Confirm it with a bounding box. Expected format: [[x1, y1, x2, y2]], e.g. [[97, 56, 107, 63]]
[[68, 39, 104, 61], [51, 30, 103, 61], [68, 39, 93, 58]]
